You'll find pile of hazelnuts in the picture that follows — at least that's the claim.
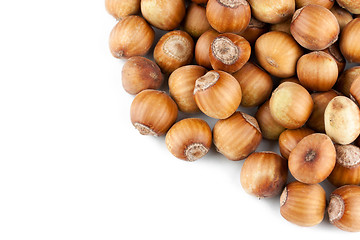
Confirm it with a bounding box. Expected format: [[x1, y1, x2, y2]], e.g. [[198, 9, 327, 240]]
[[106, 0, 360, 232]]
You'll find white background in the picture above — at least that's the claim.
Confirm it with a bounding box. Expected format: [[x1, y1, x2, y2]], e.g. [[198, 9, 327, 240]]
[[0, 0, 359, 239]]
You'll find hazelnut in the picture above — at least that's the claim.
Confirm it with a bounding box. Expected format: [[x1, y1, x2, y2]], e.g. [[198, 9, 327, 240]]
[[141, 0, 186, 30], [330, 4, 354, 31], [165, 118, 212, 162], [255, 31, 304, 78], [297, 51, 338, 91], [269, 18, 292, 35], [328, 185, 360, 232], [182, 3, 211, 38], [154, 30, 194, 74], [335, 66, 360, 96], [206, 0, 251, 33], [239, 18, 268, 45], [280, 181, 326, 227], [130, 90, 178, 136], [269, 82, 313, 129], [279, 127, 315, 159], [232, 62, 273, 108], [328, 144, 360, 187], [195, 30, 219, 69], [240, 152, 288, 198], [350, 77, 360, 105], [213, 112, 262, 160], [168, 65, 207, 113], [324, 96, 360, 145], [307, 90, 339, 133], [291, 5, 340, 50], [340, 18, 360, 63], [121, 56, 163, 95], [105, 0, 140, 20], [256, 101, 286, 140], [295, 0, 334, 9], [288, 133, 336, 184], [336, 0, 360, 14], [109, 16, 154, 59], [247, 0, 295, 24], [194, 70, 242, 119], [209, 33, 251, 73], [321, 43, 346, 74]]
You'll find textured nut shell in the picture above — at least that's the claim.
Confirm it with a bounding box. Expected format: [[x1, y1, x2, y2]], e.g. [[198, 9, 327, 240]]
[[307, 90, 339, 133], [280, 181, 326, 227], [328, 185, 360, 232], [324, 96, 360, 145], [255, 31, 304, 78], [232, 62, 273, 108], [279, 128, 315, 159], [105, 0, 140, 19], [297, 51, 338, 91], [194, 71, 242, 119], [168, 65, 207, 113], [340, 18, 360, 63], [182, 3, 211, 38], [269, 82, 313, 129], [121, 56, 163, 95], [289, 133, 336, 184], [295, 0, 334, 9], [321, 43, 346, 74], [335, 66, 360, 96], [328, 145, 360, 187], [270, 18, 292, 34], [330, 4, 354, 31], [206, 0, 251, 33], [350, 77, 360, 105], [291, 5, 340, 50], [240, 152, 288, 198], [209, 33, 251, 73], [239, 18, 268, 45], [165, 118, 212, 161], [141, 0, 186, 31], [337, 0, 360, 14], [255, 101, 286, 140], [154, 30, 194, 74], [195, 30, 219, 69], [213, 112, 262, 160], [109, 16, 155, 59], [130, 90, 178, 136], [248, 0, 295, 24]]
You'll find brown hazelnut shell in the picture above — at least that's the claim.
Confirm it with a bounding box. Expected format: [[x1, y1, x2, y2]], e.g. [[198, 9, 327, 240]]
[[165, 118, 212, 161], [232, 62, 273, 108], [289, 133, 336, 184], [206, 0, 251, 33], [121, 56, 163, 95], [154, 30, 194, 74], [240, 152, 288, 198], [213, 112, 262, 160], [141, 0, 186, 31], [209, 33, 251, 73], [109, 16, 155, 59], [130, 90, 178, 136], [168, 65, 207, 113], [280, 181, 326, 227], [328, 185, 360, 232], [194, 70, 242, 119], [290, 5, 340, 50], [279, 127, 315, 159]]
